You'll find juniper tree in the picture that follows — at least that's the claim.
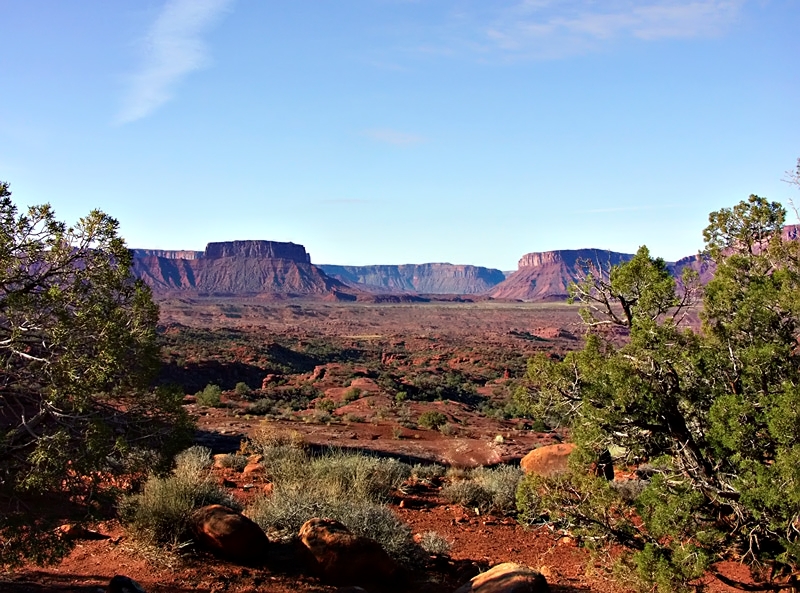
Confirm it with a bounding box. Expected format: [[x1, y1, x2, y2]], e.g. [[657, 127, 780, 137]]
[[0, 182, 192, 567], [516, 193, 800, 591]]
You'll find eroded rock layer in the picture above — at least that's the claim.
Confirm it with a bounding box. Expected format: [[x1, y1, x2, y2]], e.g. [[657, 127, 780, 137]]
[[319, 263, 505, 294]]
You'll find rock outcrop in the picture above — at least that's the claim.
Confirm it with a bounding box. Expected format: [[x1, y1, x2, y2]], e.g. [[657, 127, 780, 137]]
[[107, 576, 147, 593], [132, 240, 348, 296], [520, 443, 575, 476], [189, 504, 270, 562], [319, 263, 505, 294], [453, 562, 549, 593], [490, 249, 633, 301], [298, 517, 399, 586], [204, 240, 311, 262], [131, 249, 203, 260]]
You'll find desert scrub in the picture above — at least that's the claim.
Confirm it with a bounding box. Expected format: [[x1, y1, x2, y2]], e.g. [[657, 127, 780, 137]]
[[418, 531, 451, 556], [215, 453, 248, 472], [341, 386, 362, 403], [119, 446, 239, 548], [243, 438, 417, 564], [195, 384, 222, 407], [246, 484, 419, 564], [417, 410, 448, 430], [411, 463, 446, 481], [442, 465, 523, 515]]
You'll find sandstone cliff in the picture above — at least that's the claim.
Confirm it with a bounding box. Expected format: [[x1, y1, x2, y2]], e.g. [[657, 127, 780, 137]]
[[490, 249, 633, 301], [132, 240, 346, 296], [132, 249, 203, 260], [319, 263, 505, 294]]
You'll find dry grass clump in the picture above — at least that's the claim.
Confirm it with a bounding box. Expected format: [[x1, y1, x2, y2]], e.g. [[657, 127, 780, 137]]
[[119, 446, 239, 548], [441, 464, 522, 515], [243, 426, 418, 564], [417, 531, 451, 556], [215, 453, 248, 472]]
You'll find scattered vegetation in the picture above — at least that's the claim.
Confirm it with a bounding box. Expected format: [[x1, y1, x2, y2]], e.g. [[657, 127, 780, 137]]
[[442, 465, 522, 515], [243, 426, 420, 564], [119, 447, 239, 549]]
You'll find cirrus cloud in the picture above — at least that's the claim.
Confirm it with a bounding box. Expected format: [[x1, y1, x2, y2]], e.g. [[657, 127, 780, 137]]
[[485, 0, 745, 58], [116, 0, 234, 124]]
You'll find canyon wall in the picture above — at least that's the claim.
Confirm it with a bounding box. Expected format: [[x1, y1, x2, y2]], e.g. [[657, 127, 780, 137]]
[[319, 263, 505, 294]]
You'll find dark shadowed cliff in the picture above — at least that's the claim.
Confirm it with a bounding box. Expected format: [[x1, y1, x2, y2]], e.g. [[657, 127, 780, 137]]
[[319, 263, 506, 294]]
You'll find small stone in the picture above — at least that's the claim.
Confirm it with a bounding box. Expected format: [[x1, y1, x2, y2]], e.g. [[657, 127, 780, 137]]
[[108, 575, 146, 593]]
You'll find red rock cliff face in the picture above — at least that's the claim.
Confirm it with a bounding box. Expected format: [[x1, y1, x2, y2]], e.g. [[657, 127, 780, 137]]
[[204, 241, 311, 262], [131, 241, 344, 296], [132, 249, 203, 260], [490, 249, 633, 301]]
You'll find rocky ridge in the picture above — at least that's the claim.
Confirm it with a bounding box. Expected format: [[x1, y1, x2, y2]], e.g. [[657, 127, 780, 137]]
[[489, 248, 634, 301], [319, 263, 506, 294], [132, 240, 347, 296]]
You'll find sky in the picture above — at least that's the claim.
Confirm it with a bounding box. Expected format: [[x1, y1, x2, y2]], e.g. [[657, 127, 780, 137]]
[[1, 1, 798, 270]]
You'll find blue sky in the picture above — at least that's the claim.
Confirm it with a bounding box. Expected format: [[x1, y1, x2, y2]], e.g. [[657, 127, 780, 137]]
[[1, 1, 798, 269]]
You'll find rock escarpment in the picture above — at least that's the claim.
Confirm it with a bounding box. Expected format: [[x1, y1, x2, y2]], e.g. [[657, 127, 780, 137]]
[[132, 240, 347, 296], [319, 263, 505, 294], [490, 249, 633, 301]]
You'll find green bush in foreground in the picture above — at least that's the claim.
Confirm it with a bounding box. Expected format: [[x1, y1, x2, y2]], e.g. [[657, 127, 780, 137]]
[[0, 183, 192, 568], [516, 193, 800, 592]]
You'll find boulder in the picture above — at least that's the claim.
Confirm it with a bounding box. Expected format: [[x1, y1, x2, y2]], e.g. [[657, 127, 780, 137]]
[[189, 504, 269, 563], [453, 562, 549, 593], [520, 443, 575, 476], [107, 575, 146, 593], [298, 517, 399, 586]]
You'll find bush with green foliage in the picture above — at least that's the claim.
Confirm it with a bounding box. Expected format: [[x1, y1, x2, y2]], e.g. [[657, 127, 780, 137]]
[[196, 384, 222, 407], [0, 183, 192, 568], [234, 381, 252, 398], [516, 193, 800, 591], [342, 386, 362, 403], [119, 447, 239, 549], [417, 410, 448, 430]]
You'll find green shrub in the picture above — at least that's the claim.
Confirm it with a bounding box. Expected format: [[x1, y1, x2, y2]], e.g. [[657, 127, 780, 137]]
[[246, 398, 276, 416], [315, 398, 336, 414], [119, 446, 239, 548], [342, 387, 362, 403], [417, 410, 448, 430], [196, 384, 222, 407], [234, 382, 252, 398], [439, 422, 456, 436]]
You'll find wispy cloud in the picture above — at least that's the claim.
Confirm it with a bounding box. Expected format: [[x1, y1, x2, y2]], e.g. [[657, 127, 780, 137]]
[[461, 1, 746, 59], [116, 0, 233, 124], [363, 128, 427, 146]]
